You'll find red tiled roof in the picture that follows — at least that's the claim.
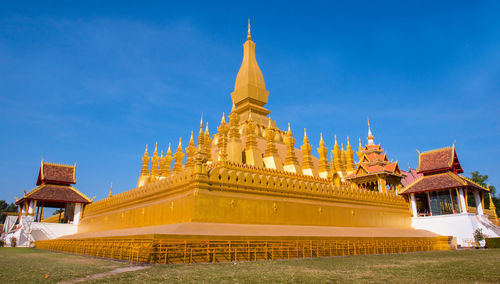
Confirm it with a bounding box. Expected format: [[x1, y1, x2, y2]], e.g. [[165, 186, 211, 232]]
[[401, 168, 423, 187], [355, 162, 400, 175], [417, 146, 462, 174], [36, 162, 76, 185], [399, 172, 489, 195], [364, 153, 387, 162], [365, 144, 381, 151], [399, 172, 465, 195], [16, 184, 91, 204]]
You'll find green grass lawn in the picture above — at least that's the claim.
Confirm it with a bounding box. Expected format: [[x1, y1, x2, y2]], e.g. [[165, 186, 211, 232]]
[[0, 247, 127, 283], [89, 249, 500, 284], [1, 248, 499, 283]]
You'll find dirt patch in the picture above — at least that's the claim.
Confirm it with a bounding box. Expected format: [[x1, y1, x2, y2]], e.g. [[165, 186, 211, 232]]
[[58, 266, 150, 284]]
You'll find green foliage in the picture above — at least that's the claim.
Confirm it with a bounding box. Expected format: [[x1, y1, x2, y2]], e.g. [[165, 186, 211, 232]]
[[0, 200, 18, 224], [493, 197, 500, 215], [485, 238, 500, 248], [469, 171, 499, 216], [53, 209, 64, 216], [470, 171, 496, 195], [0, 239, 4, 247]]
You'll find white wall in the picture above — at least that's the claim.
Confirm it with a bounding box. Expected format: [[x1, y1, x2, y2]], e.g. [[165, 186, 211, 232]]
[[411, 213, 499, 247]]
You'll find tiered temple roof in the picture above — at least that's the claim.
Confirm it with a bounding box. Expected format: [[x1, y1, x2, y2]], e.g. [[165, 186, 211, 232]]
[[344, 121, 402, 192], [16, 161, 91, 207], [400, 146, 488, 195]]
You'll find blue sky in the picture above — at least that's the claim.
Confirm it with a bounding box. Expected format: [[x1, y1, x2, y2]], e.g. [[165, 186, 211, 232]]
[[1, 1, 499, 204]]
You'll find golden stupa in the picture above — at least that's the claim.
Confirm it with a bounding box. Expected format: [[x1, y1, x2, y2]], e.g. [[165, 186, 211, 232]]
[[37, 23, 451, 264]]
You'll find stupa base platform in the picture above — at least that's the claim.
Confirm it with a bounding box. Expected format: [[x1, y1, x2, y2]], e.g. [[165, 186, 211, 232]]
[[35, 223, 453, 264]]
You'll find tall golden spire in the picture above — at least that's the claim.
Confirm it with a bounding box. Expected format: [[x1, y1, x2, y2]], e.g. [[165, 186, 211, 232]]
[[217, 113, 229, 163], [173, 138, 185, 173], [317, 133, 330, 178], [204, 122, 212, 163], [231, 21, 270, 124], [151, 142, 160, 178], [283, 123, 301, 173], [228, 105, 243, 163], [345, 136, 355, 173], [263, 117, 282, 170], [161, 143, 173, 177], [301, 128, 315, 176], [137, 145, 151, 187], [198, 116, 204, 148], [185, 131, 197, 168], [244, 110, 263, 167], [140, 145, 150, 176], [357, 137, 364, 160], [108, 182, 113, 198], [333, 135, 341, 172]]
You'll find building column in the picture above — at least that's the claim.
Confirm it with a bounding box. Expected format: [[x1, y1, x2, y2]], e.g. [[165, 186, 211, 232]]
[[28, 200, 34, 214], [410, 194, 418, 217], [73, 203, 82, 225], [458, 188, 467, 213], [473, 190, 484, 215], [426, 191, 432, 216]]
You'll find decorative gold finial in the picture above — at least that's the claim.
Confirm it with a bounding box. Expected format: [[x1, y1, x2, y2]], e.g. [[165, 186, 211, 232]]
[[304, 128, 308, 139], [247, 19, 252, 40], [108, 182, 113, 198], [320, 132, 324, 142], [287, 123, 291, 133], [347, 136, 350, 146], [334, 135, 338, 145], [221, 112, 226, 124]]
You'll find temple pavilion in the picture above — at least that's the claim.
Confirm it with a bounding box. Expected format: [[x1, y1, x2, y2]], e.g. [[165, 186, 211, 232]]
[[400, 146, 488, 217], [16, 160, 91, 224], [399, 146, 499, 246]]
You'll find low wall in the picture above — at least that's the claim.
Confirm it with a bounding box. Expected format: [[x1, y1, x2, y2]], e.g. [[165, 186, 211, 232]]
[[411, 213, 500, 247], [35, 235, 452, 264]]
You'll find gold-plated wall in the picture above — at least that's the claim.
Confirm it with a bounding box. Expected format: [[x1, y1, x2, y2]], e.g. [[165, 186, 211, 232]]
[[78, 162, 411, 234]]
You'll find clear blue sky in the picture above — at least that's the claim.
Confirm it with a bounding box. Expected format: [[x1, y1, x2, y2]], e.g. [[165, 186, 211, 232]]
[[1, 1, 499, 203]]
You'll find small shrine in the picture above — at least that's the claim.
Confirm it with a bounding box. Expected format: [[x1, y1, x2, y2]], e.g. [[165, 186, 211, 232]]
[[344, 121, 403, 193], [16, 160, 91, 224]]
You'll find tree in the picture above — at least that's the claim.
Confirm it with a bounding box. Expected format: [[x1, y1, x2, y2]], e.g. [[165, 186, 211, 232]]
[[53, 209, 64, 216], [0, 200, 19, 224], [469, 171, 499, 216]]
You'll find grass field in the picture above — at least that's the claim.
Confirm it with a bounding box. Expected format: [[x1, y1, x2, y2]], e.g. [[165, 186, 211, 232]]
[[1, 248, 499, 283]]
